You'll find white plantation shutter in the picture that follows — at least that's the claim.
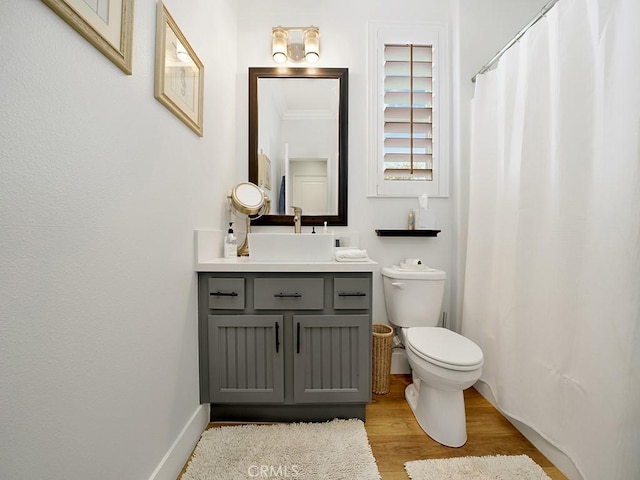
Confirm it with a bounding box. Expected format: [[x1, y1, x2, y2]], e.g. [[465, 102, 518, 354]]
[[368, 23, 449, 197], [384, 44, 433, 181]]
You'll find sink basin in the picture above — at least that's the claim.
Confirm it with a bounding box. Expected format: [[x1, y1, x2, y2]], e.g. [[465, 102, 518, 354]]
[[248, 233, 335, 262]]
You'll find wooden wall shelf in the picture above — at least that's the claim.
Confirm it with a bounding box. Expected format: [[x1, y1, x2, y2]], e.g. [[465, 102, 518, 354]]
[[375, 229, 441, 237]]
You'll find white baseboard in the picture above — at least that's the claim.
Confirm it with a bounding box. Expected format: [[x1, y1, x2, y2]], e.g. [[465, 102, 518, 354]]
[[148, 403, 210, 480], [473, 381, 582, 480]]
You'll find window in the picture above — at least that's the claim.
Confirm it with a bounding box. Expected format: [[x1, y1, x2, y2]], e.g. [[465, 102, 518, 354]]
[[384, 44, 433, 182], [368, 23, 449, 197]]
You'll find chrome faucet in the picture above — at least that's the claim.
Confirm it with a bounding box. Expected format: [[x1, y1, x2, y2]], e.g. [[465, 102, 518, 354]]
[[292, 206, 302, 233]]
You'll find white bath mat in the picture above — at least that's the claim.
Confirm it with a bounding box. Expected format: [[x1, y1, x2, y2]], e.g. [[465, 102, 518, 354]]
[[181, 418, 381, 480], [405, 454, 551, 480]]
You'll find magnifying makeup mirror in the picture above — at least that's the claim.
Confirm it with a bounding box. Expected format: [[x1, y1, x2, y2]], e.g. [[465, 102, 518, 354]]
[[229, 182, 270, 256]]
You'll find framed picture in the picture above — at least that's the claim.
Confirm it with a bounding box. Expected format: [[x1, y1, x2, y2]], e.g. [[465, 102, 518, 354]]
[[42, 0, 134, 75], [154, 2, 204, 137], [259, 151, 272, 190]]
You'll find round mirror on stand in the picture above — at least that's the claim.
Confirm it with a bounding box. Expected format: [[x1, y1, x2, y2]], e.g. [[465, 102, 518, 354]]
[[229, 182, 270, 256]]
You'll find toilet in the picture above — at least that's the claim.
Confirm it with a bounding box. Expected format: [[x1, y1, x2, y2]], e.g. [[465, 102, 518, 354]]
[[381, 265, 483, 447]]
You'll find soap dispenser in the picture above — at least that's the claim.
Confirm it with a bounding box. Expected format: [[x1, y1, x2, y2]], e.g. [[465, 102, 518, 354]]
[[224, 223, 237, 258]]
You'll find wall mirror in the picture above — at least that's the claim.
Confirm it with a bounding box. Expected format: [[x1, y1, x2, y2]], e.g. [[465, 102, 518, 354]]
[[248, 67, 348, 226]]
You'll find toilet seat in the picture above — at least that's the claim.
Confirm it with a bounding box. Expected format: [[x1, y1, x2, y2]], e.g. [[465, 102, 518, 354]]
[[406, 327, 483, 371]]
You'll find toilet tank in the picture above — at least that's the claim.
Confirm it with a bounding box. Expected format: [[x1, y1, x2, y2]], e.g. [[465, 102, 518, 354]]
[[381, 266, 446, 327]]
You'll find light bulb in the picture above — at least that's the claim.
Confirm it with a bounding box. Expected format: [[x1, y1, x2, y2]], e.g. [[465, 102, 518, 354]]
[[304, 28, 319, 63], [272, 28, 288, 64]]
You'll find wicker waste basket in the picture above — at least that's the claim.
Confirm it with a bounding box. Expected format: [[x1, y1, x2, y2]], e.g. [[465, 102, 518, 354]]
[[372, 323, 394, 394]]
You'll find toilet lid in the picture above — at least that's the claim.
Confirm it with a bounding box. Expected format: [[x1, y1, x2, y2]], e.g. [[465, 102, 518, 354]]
[[406, 327, 483, 371]]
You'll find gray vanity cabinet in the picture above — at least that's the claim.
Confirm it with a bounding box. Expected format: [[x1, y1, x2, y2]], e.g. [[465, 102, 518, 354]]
[[198, 271, 373, 422]]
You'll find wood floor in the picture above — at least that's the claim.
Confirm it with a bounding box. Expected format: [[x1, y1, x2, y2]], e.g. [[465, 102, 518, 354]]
[[179, 374, 567, 479], [367, 374, 567, 480]]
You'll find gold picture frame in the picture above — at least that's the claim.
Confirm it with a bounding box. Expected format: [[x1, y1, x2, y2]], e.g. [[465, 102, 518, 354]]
[[259, 150, 272, 190], [42, 0, 134, 75], [154, 2, 204, 137]]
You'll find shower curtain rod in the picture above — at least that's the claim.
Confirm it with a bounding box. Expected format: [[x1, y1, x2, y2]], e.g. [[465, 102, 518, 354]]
[[471, 0, 561, 83]]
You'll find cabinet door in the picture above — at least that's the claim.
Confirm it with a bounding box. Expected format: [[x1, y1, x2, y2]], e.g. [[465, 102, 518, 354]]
[[293, 314, 371, 403], [208, 315, 284, 403]]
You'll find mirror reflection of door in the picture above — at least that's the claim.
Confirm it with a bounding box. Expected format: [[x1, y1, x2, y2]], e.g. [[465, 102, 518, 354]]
[[289, 159, 329, 215]]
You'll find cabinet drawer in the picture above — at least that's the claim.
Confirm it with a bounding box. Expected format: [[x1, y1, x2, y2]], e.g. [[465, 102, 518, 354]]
[[254, 278, 324, 310], [333, 278, 370, 310], [208, 278, 245, 310]]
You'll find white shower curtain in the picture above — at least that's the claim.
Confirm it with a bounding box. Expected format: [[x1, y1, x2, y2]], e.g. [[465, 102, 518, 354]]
[[462, 0, 639, 479]]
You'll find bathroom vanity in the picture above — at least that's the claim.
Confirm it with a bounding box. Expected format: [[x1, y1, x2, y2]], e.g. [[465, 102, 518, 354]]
[[197, 258, 378, 422]]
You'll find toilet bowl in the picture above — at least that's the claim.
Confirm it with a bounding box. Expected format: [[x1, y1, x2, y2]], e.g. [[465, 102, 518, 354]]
[[381, 265, 484, 447], [403, 326, 483, 447]]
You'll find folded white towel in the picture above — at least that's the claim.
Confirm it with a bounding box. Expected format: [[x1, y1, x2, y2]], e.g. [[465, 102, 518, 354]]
[[335, 249, 369, 262], [336, 248, 368, 258]]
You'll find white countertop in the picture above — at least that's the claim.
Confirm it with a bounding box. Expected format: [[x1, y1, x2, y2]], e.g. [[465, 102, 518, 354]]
[[197, 257, 379, 273], [195, 229, 378, 272]]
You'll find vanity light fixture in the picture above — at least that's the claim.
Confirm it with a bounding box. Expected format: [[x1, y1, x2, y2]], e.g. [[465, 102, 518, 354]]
[[272, 26, 320, 64]]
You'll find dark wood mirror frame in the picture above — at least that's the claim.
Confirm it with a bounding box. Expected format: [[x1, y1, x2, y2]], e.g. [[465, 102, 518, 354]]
[[248, 67, 348, 226]]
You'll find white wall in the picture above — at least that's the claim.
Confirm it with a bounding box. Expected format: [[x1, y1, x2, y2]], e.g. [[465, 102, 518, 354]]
[[235, 0, 550, 333], [0, 1, 237, 479], [236, 0, 456, 330]]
